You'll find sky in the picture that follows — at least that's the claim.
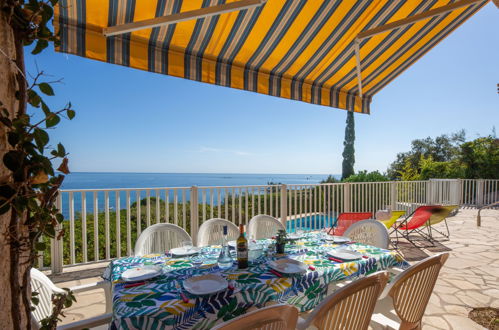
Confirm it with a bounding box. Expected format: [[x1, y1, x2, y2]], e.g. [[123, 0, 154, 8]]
[[25, 3, 499, 175]]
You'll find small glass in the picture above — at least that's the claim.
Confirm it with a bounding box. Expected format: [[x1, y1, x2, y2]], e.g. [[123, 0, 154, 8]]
[[191, 255, 204, 268], [182, 240, 193, 253]]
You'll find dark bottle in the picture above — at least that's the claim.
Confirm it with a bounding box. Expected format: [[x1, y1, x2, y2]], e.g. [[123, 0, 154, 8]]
[[236, 224, 248, 269]]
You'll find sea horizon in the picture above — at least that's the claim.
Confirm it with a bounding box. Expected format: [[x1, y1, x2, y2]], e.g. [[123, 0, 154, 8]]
[[60, 172, 340, 190]]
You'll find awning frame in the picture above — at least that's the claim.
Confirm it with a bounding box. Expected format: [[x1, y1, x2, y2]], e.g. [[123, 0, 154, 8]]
[[103, 0, 267, 37], [353, 0, 486, 102]]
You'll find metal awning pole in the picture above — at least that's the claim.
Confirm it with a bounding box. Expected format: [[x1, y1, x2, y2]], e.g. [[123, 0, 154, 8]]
[[103, 0, 267, 37], [357, 0, 485, 41]]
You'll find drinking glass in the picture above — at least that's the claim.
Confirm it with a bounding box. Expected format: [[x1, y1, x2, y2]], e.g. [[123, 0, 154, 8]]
[[182, 241, 193, 253], [191, 255, 204, 268]]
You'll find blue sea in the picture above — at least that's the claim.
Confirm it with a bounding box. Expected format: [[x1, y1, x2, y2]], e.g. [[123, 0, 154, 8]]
[[59, 172, 339, 217], [61, 172, 335, 190]]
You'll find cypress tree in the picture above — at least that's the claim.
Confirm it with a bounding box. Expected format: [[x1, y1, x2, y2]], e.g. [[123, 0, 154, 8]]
[[342, 111, 355, 180]]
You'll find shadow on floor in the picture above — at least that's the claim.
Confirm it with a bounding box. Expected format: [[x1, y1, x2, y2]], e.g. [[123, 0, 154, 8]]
[[392, 236, 452, 262]]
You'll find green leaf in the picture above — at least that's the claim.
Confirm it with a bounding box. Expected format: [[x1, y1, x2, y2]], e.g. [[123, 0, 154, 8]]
[[41, 101, 51, 115], [0, 203, 10, 215], [27, 89, 41, 107], [0, 117, 12, 127], [31, 39, 49, 55], [33, 128, 49, 151], [46, 114, 60, 128], [66, 109, 75, 119], [7, 132, 19, 147], [0, 184, 16, 199], [38, 83, 54, 96], [35, 242, 46, 251], [40, 3, 54, 24], [3, 151, 23, 171], [57, 143, 66, 156]]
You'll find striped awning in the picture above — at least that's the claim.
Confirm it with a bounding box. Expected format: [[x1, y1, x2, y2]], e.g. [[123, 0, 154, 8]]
[[54, 0, 488, 114]]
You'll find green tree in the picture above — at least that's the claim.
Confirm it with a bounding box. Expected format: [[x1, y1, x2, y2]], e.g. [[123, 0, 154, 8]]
[[343, 170, 389, 182], [460, 136, 499, 179], [387, 130, 465, 179], [418, 156, 465, 180], [341, 111, 355, 180]]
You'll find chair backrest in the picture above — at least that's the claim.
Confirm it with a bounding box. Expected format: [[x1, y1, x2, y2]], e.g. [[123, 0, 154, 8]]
[[247, 215, 285, 240], [30, 268, 67, 326], [332, 212, 372, 235], [212, 304, 298, 330], [134, 223, 192, 256], [427, 205, 458, 226], [400, 206, 441, 230], [379, 210, 406, 229], [387, 253, 449, 329], [304, 272, 388, 330], [197, 218, 239, 247], [344, 220, 390, 249]]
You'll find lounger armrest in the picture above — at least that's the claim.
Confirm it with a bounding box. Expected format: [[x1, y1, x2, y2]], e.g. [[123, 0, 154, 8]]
[[57, 313, 112, 330]]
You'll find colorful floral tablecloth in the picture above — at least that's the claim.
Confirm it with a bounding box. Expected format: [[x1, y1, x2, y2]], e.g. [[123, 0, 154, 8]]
[[104, 234, 409, 329]]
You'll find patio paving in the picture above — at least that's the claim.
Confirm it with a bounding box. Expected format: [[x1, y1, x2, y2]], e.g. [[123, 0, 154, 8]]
[[50, 208, 499, 329]]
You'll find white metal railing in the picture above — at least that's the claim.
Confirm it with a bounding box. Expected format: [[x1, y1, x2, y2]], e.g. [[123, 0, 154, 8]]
[[42, 178, 498, 273]]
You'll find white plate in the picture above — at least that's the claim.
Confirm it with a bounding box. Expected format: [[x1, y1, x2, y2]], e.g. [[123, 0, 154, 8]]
[[327, 249, 362, 261], [183, 274, 228, 296], [170, 246, 201, 257], [325, 235, 350, 244], [287, 233, 303, 240], [268, 259, 308, 274], [121, 265, 163, 282]]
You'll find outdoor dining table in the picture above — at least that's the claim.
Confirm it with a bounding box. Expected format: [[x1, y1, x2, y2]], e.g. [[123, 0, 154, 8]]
[[103, 232, 409, 329]]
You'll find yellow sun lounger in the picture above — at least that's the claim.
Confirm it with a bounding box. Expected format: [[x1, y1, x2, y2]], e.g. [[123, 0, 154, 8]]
[[427, 205, 458, 239], [378, 210, 406, 229]]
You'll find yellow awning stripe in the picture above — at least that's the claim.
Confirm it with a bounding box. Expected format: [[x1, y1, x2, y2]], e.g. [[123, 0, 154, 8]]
[[54, 0, 487, 114]]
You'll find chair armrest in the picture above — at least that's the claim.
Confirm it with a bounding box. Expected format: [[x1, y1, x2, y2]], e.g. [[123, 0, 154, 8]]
[[388, 267, 404, 275], [70, 281, 112, 313], [57, 313, 112, 330], [70, 280, 109, 294]]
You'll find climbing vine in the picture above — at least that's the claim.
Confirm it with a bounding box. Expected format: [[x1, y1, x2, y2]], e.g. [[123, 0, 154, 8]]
[[1, 1, 76, 328]]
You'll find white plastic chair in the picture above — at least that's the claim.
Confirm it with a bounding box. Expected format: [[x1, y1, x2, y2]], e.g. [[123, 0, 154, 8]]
[[212, 304, 298, 330], [297, 272, 389, 330], [371, 253, 449, 330], [197, 218, 239, 247], [247, 214, 285, 240], [344, 219, 390, 249], [30, 268, 112, 330], [134, 223, 192, 256]]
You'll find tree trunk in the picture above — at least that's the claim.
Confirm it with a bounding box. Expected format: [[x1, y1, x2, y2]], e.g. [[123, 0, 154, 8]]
[[0, 3, 31, 329]]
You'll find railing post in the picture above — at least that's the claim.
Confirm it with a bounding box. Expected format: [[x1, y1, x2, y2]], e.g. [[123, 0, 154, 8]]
[[280, 184, 288, 227], [343, 183, 351, 212], [190, 186, 199, 245], [390, 182, 396, 210], [476, 179, 484, 207], [51, 193, 64, 274]]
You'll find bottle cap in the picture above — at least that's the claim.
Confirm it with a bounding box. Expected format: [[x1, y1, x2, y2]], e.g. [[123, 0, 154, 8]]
[[223, 225, 227, 235]]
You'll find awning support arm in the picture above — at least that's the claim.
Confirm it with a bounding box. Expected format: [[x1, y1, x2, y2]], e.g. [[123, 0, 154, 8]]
[[103, 0, 267, 37], [353, 0, 484, 99], [356, 0, 485, 41]]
